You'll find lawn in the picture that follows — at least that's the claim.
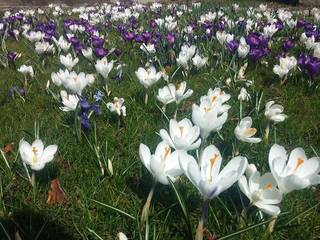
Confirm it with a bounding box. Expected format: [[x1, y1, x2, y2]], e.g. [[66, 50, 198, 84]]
[[0, 1, 320, 240]]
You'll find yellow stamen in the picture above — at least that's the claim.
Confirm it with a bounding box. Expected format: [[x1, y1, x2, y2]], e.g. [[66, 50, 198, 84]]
[[179, 126, 184, 137], [294, 158, 304, 171], [32, 147, 38, 164], [163, 147, 171, 160], [244, 128, 257, 137], [265, 183, 273, 189], [211, 96, 217, 103], [204, 107, 211, 113], [208, 153, 219, 182]]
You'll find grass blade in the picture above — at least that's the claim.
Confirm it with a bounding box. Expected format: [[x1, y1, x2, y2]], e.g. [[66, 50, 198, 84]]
[[91, 199, 135, 220]]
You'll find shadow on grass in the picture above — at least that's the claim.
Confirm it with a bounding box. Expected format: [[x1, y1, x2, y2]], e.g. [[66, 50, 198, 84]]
[[0, 207, 76, 240]]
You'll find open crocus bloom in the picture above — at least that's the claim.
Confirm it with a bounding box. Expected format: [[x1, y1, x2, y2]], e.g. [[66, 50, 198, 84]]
[[51, 69, 70, 86], [268, 144, 320, 194], [238, 164, 282, 216], [157, 81, 193, 105], [265, 101, 288, 123], [159, 118, 201, 151], [95, 57, 114, 79], [139, 141, 182, 185], [135, 65, 162, 89], [205, 87, 230, 113], [106, 97, 126, 116], [59, 90, 79, 112], [179, 145, 247, 199], [19, 139, 58, 171], [192, 96, 228, 139], [60, 53, 79, 71], [235, 117, 261, 143]]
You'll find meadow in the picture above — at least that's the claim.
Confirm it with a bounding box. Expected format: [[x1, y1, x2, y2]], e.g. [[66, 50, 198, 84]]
[[0, 1, 320, 240]]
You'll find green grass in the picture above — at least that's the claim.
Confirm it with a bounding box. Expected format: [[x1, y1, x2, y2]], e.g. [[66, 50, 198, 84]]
[[1, 2, 320, 240]]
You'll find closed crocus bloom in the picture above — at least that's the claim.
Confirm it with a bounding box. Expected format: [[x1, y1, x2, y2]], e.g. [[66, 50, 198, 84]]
[[19, 139, 58, 171], [106, 97, 126, 116], [192, 96, 228, 139], [235, 117, 261, 143], [179, 145, 248, 199], [268, 144, 320, 194], [95, 57, 114, 79], [157, 85, 175, 105], [53, 36, 71, 52], [82, 47, 93, 60], [135, 65, 162, 89], [139, 141, 182, 185], [51, 69, 70, 86], [238, 87, 250, 102], [60, 53, 79, 71], [117, 232, 128, 240], [192, 54, 208, 69], [59, 90, 79, 112], [35, 41, 54, 54], [173, 81, 193, 104], [64, 72, 92, 95], [238, 37, 250, 58], [265, 101, 287, 123], [159, 118, 201, 151], [18, 64, 34, 78], [238, 164, 282, 216]]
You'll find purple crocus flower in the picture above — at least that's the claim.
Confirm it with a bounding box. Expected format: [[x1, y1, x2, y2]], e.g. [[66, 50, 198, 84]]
[[298, 54, 310, 68], [166, 32, 176, 45], [283, 39, 295, 52], [93, 91, 104, 102], [7, 51, 17, 62], [91, 103, 101, 115], [80, 98, 91, 111], [150, 19, 157, 29], [122, 31, 136, 41], [92, 36, 104, 48], [80, 112, 90, 130], [306, 57, 320, 78], [94, 47, 108, 58], [227, 40, 239, 52]]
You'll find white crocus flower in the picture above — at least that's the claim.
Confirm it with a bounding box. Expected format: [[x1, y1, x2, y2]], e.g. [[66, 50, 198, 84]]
[[238, 87, 250, 102], [19, 139, 58, 171], [51, 69, 70, 86], [192, 96, 228, 139], [60, 53, 79, 71], [235, 117, 261, 143], [264, 101, 287, 123], [53, 36, 71, 52], [35, 41, 54, 54], [273, 56, 297, 78], [140, 43, 156, 54], [159, 118, 201, 151], [205, 88, 231, 113], [82, 47, 93, 60], [157, 86, 175, 105], [238, 37, 250, 58], [139, 141, 182, 185], [135, 65, 162, 89], [238, 164, 282, 216], [95, 57, 114, 79], [59, 90, 79, 112], [157, 81, 193, 106], [18, 65, 34, 78], [179, 145, 248, 199], [106, 97, 126, 117], [269, 144, 320, 194], [63, 71, 93, 95], [263, 24, 278, 38], [192, 54, 208, 69], [117, 232, 128, 240]]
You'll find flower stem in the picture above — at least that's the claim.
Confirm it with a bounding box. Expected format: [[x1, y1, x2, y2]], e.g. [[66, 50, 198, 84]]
[[239, 100, 243, 119], [195, 199, 209, 240], [264, 123, 270, 144], [144, 92, 148, 105], [173, 105, 178, 119], [141, 181, 156, 223], [31, 171, 36, 202]]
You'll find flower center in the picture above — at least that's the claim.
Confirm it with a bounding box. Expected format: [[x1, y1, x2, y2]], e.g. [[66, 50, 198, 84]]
[[163, 147, 171, 161], [294, 158, 304, 171], [179, 126, 184, 137], [32, 147, 38, 164], [208, 153, 219, 182]]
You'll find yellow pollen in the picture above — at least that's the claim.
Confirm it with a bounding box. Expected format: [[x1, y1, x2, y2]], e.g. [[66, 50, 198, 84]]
[[32, 147, 38, 164], [179, 126, 184, 137], [208, 153, 219, 182], [211, 96, 217, 103], [32, 147, 38, 154], [294, 158, 304, 171], [204, 107, 211, 113], [265, 183, 273, 189], [163, 147, 171, 160], [244, 128, 257, 137], [176, 83, 181, 90]]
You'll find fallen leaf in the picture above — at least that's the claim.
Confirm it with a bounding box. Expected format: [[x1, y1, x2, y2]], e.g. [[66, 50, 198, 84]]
[[2, 143, 13, 154], [47, 179, 65, 205]]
